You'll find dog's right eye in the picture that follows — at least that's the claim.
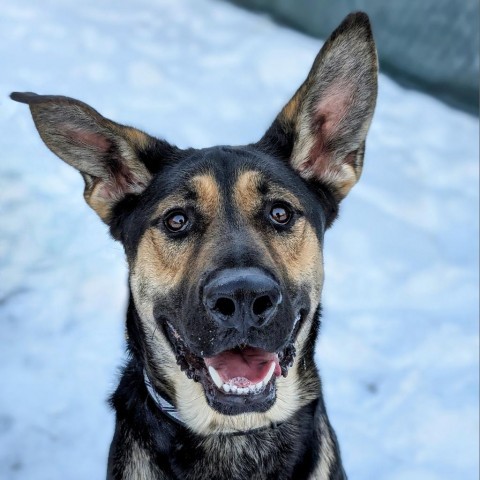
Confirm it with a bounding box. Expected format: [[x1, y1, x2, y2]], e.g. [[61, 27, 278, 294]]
[[164, 211, 189, 233], [269, 203, 293, 227]]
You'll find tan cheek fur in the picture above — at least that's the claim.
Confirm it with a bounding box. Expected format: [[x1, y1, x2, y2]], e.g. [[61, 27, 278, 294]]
[[132, 228, 191, 297], [273, 220, 322, 286], [129, 228, 192, 396]]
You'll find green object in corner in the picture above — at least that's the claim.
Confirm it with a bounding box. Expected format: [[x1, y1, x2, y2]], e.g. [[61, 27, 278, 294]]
[[228, 0, 479, 114]]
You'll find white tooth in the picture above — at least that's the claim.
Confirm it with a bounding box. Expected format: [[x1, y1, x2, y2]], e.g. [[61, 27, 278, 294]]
[[208, 366, 223, 389], [255, 381, 263, 391], [263, 362, 276, 386], [231, 385, 238, 393], [222, 384, 231, 393], [239, 387, 247, 395]]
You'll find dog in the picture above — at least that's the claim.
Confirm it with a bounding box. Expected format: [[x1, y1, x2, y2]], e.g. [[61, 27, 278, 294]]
[[11, 11, 377, 479]]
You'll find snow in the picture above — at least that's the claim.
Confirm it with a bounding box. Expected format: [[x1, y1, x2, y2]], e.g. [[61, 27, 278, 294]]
[[0, 0, 478, 478]]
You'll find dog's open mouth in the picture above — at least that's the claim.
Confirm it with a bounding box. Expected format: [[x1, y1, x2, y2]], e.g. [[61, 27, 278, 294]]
[[164, 321, 298, 414], [205, 347, 281, 396]]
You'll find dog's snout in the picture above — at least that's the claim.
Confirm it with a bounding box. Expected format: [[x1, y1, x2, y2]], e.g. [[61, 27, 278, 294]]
[[203, 268, 281, 330]]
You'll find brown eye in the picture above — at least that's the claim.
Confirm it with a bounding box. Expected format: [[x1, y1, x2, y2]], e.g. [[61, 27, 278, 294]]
[[165, 212, 188, 232], [269, 204, 292, 225]]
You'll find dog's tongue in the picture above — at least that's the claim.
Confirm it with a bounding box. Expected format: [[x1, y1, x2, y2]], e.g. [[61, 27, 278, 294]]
[[204, 346, 281, 385]]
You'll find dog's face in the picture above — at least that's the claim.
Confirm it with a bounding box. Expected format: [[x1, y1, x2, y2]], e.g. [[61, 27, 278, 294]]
[[127, 146, 330, 416], [12, 13, 377, 430]]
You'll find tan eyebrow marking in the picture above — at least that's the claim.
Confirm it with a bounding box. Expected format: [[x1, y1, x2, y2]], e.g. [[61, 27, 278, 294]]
[[234, 170, 303, 216]]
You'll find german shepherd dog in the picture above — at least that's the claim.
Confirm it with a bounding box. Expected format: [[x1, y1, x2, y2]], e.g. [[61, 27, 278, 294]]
[[11, 12, 377, 479]]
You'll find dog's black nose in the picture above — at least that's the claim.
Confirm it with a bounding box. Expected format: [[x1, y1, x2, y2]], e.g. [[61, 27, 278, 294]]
[[203, 268, 281, 330]]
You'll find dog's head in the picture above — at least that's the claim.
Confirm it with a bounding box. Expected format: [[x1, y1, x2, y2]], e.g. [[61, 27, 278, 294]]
[[12, 13, 377, 432]]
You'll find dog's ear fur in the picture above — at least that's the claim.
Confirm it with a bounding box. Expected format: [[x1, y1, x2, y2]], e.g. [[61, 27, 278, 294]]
[[10, 92, 166, 223], [258, 12, 378, 203]]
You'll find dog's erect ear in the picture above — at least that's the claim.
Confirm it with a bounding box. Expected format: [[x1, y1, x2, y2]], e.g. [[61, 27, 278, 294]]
[[258, 12, 378, 202], [10, 92, 163, 223]]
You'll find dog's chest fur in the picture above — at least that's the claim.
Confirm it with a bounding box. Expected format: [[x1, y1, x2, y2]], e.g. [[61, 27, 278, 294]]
[[109, 381, 342, 480]]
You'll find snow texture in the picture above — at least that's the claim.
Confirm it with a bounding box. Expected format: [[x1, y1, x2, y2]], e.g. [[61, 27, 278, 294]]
[[0, 0, 478, 478]]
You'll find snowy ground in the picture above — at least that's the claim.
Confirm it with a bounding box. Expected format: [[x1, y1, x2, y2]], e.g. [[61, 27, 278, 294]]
[[0, 0, 478, 478]]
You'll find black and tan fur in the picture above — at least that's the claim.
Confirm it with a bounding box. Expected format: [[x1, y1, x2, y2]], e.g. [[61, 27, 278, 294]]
[[12, 12, 377, 479]]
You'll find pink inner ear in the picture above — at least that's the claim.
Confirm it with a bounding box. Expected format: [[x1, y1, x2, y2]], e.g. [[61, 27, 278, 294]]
[[65, 126, 111, 152], [313, 83, 351, 142], [95, 164, 149, 201], [64, 125, 148, 199], [300, 83, 352, 176]]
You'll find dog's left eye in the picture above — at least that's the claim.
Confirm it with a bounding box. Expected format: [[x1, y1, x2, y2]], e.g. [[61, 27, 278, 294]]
[[269, 204, 292, 226], [164, 211, 189, 232]]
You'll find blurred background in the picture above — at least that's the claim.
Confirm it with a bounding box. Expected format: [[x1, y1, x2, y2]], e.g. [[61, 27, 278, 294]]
[[0, 0, 478, 479], [229, 0, 479, 114]]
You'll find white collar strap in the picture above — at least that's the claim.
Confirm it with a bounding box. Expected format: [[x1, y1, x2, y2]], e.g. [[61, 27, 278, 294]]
[[143, 369, 185, 426]]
